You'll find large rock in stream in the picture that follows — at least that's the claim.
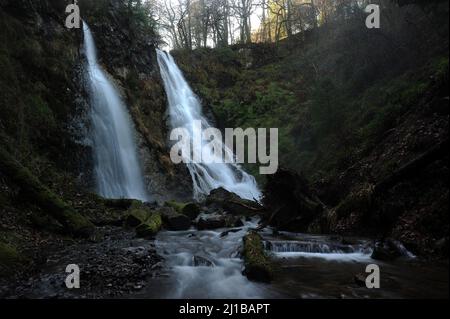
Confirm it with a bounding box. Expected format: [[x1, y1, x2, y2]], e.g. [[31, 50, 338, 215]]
[[242, 232, 273, 283]]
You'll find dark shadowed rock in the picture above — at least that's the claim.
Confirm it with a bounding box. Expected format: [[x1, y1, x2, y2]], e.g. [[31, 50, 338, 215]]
[[197, 215, 226, 230], [192, 255, 215, 267], [371, 238, 412, 261], [195, 213, 242, 230], [263, 168, 325, 232], [157, 207, 191, 231], [165, 201, 200, 220], [205, 187, 264, 216], [220, 228, 242, 237]]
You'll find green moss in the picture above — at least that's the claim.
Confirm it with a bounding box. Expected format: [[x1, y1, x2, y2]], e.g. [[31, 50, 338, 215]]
[[0, 147, 94, 237], [126, 208, 151, 227], [242, 232, 273, 282], [165, 201, 200, 219], [125, 203, 162, 237], [135, 213, 162, 238]]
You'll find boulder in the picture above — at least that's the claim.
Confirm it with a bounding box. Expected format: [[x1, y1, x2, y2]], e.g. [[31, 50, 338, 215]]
[[195, 213, 242, 230], [135, 213, 162, 238], [371, 238, 411, 261], [165, 201, 200, 220], [205, 187, 263, 216], [192, 255, 215, 267], [126, 208, 152, 227], [263, 168, 325, 232], [197, 215, 226, 230], [242, 232, 273, 283], [158, 207, 191, 230], [125, 205, 162, 238]]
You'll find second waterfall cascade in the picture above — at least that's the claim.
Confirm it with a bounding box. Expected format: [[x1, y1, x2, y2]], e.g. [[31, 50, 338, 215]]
[[83, 23, 148, 201], [156, 50, 261, 201]]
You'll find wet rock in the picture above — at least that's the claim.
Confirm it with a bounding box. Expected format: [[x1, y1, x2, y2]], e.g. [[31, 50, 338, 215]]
[[371, 238, 411, 261], [135, 213, 162, 238], [158, 207, 191, 230], [205, 187, 263, 216], [197, 215, 226, 230], [220, 228, 242, 237], [242, 232, 273, 283], [263, 168, 325, 232], [233, 218, 244, 227], [126, 207, 153, 227], [192, 255, 215, 267], [124, 204, 162, 238], [165, 201, 200, 220]]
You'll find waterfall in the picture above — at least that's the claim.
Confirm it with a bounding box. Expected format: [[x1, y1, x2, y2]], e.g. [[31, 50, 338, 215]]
[[156, 50, 261, 201], [83, 23, 148, 201]]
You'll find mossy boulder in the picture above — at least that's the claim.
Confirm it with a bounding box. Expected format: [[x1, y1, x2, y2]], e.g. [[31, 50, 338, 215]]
[[126, 207, 152, 227], [135, 213, 162, 238], [158, 207, 191, 231], [165, 201, 200, 220], [125, 204, 162, 238], [242, 232, 273, 283]]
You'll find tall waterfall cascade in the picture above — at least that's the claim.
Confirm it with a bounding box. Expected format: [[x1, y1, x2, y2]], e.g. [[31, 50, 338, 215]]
[[83, 23, 148, 201], [156, 50, 261, 201]]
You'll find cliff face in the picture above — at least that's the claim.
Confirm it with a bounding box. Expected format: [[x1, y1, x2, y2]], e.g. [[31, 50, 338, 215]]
[[1, 0, 192, 203], [0, 0, 88, 176], [81, 0, 192, 202]]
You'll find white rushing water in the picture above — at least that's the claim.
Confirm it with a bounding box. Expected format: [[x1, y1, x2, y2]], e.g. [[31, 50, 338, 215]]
[[156, 50, 261, 201], [83, 23, 148, 201], [151, 219, 275, 298]]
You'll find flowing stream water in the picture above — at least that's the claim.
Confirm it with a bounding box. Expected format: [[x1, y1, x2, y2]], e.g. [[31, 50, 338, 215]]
[[83, 23, 148, 201], [156, 50, 261, 201], [138, 224, 448, 299]]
